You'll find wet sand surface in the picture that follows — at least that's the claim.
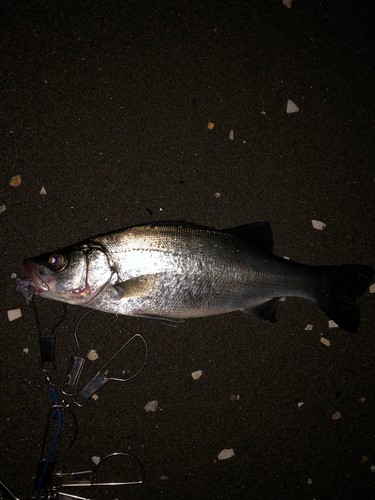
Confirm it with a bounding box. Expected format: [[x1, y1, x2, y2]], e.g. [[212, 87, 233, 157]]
[[1, 1, 375, 499]]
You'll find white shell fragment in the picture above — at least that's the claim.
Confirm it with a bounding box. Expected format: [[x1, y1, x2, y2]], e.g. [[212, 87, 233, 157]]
[[0, 204, 6, 213], [370, 284, 375, 293], [144, 400, 158, 413], [229, 129, 234, 140], [312, 220, 326, 230], [218, 448, 235, 460], [286, 100, 299, 113], [191, 370, 202, 380], [305, 324, 313, 331], [40, 186, 47, 195], [307, 478, 313, 485], [283, 0, 292, 7], [297, 402, 304, 408], [371, 465, 375, 473], [92, 456, 101, 465], [23, 348, 29, 354], [87, 349, 99, 361], [329, 320, 338, 328], [7, 309, 22, 321], [320, 337, 331, 347]]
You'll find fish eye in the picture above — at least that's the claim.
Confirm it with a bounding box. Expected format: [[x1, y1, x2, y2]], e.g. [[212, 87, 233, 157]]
[[48, 253, 67, 272]]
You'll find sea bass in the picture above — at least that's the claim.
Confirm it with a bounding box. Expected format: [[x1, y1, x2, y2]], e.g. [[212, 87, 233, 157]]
[[17, 221, 374, 332]]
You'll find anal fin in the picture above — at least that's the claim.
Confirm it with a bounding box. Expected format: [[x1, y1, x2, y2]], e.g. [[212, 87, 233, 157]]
[[241, 298, 284, 323]]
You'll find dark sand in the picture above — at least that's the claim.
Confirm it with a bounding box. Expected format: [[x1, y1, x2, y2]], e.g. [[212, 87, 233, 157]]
[[1, 1, 374, 498]]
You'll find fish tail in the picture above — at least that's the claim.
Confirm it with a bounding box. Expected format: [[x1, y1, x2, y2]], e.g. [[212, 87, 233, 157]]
[[316, 265, 374, 332]]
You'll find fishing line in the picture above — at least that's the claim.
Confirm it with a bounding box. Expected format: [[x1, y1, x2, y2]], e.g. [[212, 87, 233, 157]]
[[2, 298, 148, 499], [35, 393, 61, 500]]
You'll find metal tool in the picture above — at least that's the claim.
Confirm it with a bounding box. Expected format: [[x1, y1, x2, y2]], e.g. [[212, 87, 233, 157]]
[[60, 309, 148, 406], [3, 297, 148, 500], [1, 452, 145, 500], [72, 332, 148, 407], [32, 299, 67, 371], [55, 452, 146, 487], [61, 310, 118, 397]]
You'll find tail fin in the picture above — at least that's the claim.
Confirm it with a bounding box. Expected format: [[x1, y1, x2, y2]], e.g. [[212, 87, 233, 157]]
[[316, 265, 374, 332]]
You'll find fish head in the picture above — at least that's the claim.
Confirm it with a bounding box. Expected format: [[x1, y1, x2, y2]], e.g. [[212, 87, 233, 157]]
[[23, 243, 114, 305]]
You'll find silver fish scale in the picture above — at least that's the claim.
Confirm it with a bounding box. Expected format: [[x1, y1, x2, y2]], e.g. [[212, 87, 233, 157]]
[[87, 224, 319, 319], [22, 222, 374, 331]]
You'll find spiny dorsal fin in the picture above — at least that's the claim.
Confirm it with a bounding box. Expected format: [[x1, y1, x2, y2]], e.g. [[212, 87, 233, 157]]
[[220, 222, 273, 253]]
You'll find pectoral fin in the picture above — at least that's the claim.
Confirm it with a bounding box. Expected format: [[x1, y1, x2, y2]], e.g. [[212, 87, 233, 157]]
[[113, 274, 159, 299]]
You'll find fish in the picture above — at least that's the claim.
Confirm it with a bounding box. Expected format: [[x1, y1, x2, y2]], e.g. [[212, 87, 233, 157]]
[[17, 221, 374, 332]]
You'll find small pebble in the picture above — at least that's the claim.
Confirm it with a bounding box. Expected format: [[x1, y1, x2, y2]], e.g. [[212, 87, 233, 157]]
[[7, 309, 22, 321], [312, 220, 326, 230], [144, 400, 158, 413], [218, 448, 235, 460], [87, 349, 99, 361], [286, 100, 299, 113], [320, 337, 330, 347], [9, 175, 21, 187]]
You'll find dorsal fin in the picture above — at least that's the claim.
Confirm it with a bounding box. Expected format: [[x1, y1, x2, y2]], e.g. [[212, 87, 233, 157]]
[[135, 220, 215, 231], [220, 222, 273, 253]]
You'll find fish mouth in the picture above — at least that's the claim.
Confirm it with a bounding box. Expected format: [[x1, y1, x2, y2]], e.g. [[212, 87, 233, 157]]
[[24, 259, 51, 294]]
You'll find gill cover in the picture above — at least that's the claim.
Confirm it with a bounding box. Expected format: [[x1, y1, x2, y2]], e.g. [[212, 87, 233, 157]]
[[24, 244, 114, 305]]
